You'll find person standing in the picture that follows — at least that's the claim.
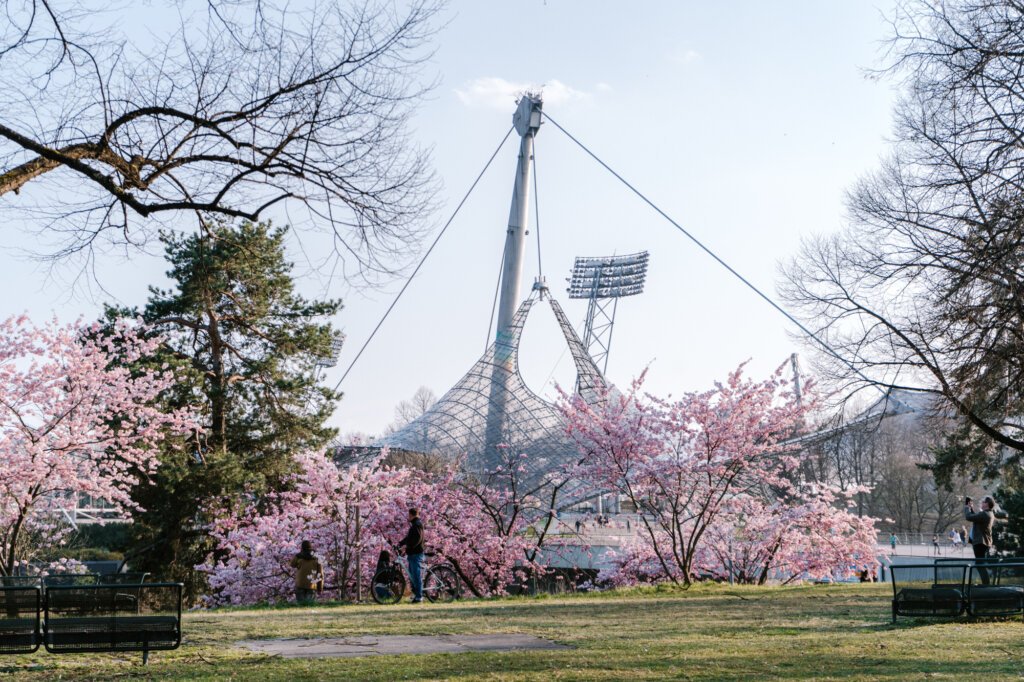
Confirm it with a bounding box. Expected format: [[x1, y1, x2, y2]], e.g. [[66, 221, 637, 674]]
[[290, 540, 324, 604], [397, 507, 425, 604], [889, 533, 899, 553], [965, 496, 996, 584], [931, 534, 940, 555]]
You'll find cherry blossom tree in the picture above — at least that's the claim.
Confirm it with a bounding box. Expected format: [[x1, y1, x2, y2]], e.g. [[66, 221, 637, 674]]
[[699, 488, 878, 585], [202, 448, 570, 604], [432, 447, 564, 596], [0, 316, 195, 575], [201, 451, 413, 605], [561, 365, 877, 586]]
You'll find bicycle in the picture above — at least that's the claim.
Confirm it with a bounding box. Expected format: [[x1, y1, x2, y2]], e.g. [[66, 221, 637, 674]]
[[370, 546, 461, 605]]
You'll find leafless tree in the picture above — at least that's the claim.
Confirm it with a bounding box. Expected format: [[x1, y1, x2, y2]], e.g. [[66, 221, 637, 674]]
[[382, 385, 441, 471], [803, 412, 884, 519], [0, 0, 440, 282], [803, 404, 982, 534], [782, 1, 1024, 467], [388, 385, 438, 431]]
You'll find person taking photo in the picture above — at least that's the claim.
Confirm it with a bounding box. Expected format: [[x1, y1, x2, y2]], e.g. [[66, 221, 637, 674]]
[[964, 495, 1004, 584]]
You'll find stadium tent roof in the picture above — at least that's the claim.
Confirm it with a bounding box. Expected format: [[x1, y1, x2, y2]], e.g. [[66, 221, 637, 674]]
[[346, 294, 607, 497]]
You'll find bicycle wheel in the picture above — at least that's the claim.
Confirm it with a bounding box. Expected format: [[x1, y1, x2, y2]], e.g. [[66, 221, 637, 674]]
[[423, 565, 460, 603], [370, 568, 406, 605]]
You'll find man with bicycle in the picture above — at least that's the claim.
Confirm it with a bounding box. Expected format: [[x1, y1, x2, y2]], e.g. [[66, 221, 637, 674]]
[[397, 507, 425, 603]]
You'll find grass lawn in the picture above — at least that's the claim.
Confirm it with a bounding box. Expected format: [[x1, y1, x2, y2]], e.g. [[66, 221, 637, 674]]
[[2, 583, 1022, 680]]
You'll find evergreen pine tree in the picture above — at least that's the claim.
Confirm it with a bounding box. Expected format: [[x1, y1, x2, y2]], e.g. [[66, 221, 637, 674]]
[[113, 219, 341, 594]]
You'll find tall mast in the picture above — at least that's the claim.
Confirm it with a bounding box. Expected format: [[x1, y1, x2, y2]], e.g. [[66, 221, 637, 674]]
[[790, 352, 802, 407], [495, 95, 542, 346], [484, 95, 542, 463]]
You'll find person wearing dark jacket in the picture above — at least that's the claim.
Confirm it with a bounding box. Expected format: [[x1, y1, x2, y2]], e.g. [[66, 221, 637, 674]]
[[965, 496, 997, 584], [397, 508, 425, 603], [290, 540, 324, 604]]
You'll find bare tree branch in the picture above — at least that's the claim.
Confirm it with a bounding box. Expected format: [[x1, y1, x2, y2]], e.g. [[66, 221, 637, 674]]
[[782, 0, 1024, 468], [0, 0, 442, 284]]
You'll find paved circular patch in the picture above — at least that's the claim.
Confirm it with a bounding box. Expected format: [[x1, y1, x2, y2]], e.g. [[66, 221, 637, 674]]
[[236, 634, 569, 659]]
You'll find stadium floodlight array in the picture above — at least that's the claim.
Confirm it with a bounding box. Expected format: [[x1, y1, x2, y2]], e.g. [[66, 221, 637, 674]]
[[316, 336, 346, 369], [567, 251, 649, 300], [566, 251, 650, 376]]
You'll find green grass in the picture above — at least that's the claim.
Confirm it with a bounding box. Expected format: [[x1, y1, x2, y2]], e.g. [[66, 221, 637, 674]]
[[3, 583, 1023, 680]]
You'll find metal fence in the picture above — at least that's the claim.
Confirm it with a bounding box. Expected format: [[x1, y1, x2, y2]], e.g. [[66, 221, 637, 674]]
[[878, 532, 970, 547]]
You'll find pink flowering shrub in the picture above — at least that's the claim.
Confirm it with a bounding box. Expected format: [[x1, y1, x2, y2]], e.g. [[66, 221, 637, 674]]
[[200, 450, 546, 605], [424, 448, 558, 596], [200, 451, 409, 605], [694, 488, 878, 584]]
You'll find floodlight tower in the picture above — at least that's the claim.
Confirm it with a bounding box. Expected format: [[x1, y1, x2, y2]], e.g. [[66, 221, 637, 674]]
[[567, 251, 650, 375], [314, 336, 345, 382]]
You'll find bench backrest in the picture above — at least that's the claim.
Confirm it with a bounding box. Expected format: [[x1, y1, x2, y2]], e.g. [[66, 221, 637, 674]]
[[44, 583, 181, 620], [889, 563, 968, 598], [968, 561, 1024, 588], [42, 574, 100, 588], [0, 576, 41, 588], [97, 572, 150, 585]]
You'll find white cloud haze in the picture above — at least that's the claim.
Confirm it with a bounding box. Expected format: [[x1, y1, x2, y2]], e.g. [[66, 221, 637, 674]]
[[455, 77, 596, 109], [670, 48, 703, 66]]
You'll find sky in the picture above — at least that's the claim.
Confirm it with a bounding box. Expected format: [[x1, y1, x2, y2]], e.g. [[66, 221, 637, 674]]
[[0, 1, 900, 437]]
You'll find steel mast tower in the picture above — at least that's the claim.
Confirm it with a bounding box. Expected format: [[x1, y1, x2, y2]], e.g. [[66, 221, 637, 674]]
[[372, 95, 608, 496], [495, 95, 543, 346], [485, 95, 543, 455]]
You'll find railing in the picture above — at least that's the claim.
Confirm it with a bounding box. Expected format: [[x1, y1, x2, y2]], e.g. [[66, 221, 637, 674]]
[[879, 543, 974, 559], [879, 532, 970, 547]]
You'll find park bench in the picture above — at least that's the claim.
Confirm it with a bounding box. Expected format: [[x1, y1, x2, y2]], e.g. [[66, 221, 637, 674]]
[[890, 563, 968, 621], [965, 562, 1024, 618], [44, 582, 182, 664], [0, 584, 41, 654], [0, 577, 180, 664], [891, 560, 1024, 622]]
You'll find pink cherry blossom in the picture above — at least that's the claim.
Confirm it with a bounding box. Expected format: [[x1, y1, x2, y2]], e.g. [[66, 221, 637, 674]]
[[559, 364, 878, 586], [0, 316, 198, 575], [201, 447, 560, 605]]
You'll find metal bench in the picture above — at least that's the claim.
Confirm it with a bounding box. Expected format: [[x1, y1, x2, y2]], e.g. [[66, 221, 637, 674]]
[[0, 585, 41, 654], [43, 582, 182, 664], [890, 563, 968, 622], [967, 561, 1024, 618]]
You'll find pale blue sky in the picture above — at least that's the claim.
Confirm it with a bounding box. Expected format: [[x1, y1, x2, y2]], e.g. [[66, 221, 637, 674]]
[[0, 2, 899, 436]]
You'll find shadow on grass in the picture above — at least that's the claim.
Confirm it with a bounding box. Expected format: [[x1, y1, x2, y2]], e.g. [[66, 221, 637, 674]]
[[149, 648, 1023, 682]]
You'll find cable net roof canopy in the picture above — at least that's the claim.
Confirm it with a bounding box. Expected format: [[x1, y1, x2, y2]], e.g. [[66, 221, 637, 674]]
[[365, 294, 607, 495]]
